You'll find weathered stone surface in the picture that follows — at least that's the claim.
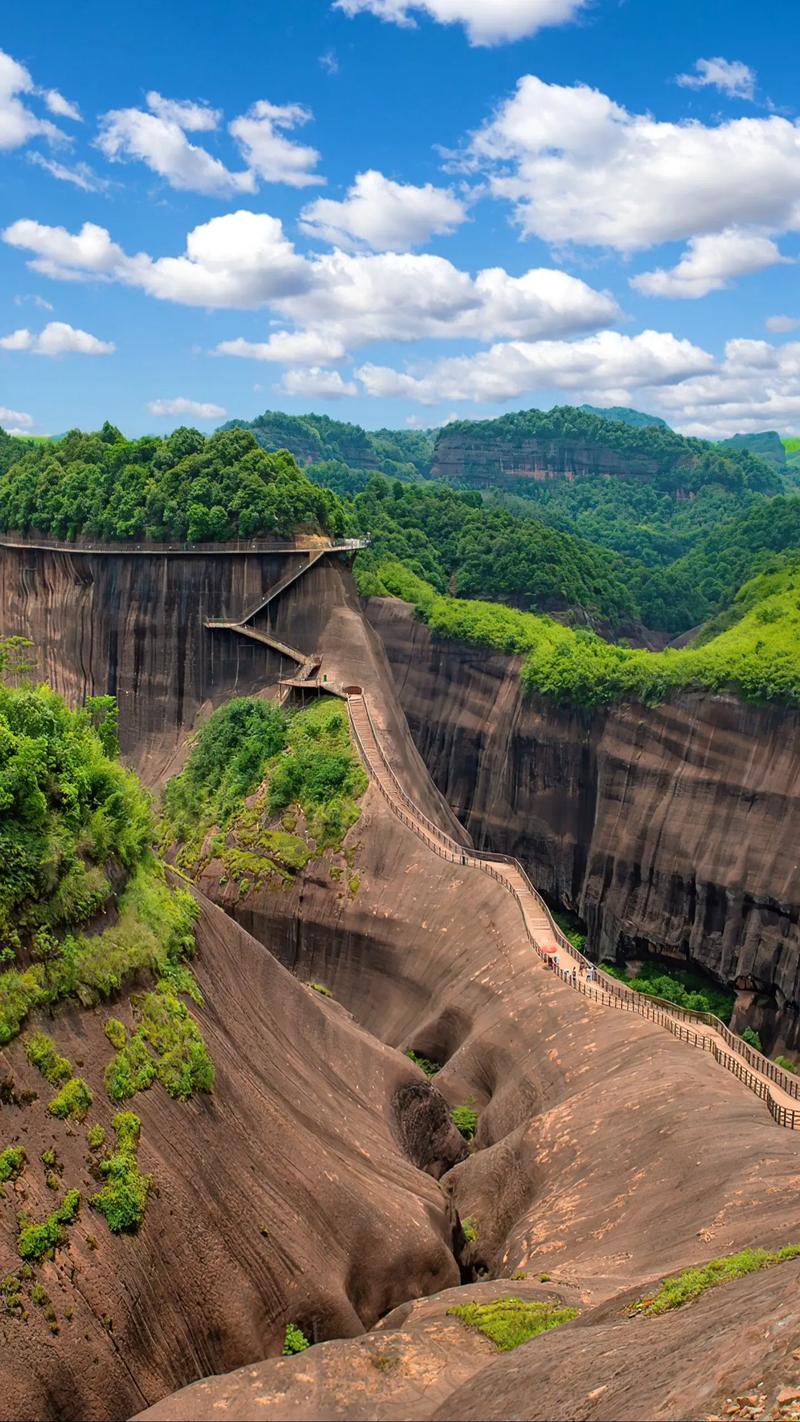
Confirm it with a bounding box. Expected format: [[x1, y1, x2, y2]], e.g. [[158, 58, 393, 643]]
[[366, 596, 800, 1053]]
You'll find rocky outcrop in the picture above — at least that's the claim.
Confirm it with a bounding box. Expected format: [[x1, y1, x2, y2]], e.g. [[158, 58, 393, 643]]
[[0, 893, 461, 1422], [431, 430, 681, 485], [366, 597, 800, 1054]]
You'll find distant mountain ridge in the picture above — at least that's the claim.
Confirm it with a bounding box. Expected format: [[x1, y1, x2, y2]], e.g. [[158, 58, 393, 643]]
[[430, 406, 781, 495], [719, 431, 786, 466], [220, 411, 433, 481], [579, 404, 671, 430]]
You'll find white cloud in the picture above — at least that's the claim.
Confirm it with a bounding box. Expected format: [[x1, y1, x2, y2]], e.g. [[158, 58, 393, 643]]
[[0, 48, 65, 150], [676, 57, 756, 101], [652, 338, 800, 438], [300, 169, 466, 251], [41, 88, 82, 121], [148, 396, 226, 419], [279, 367, 358, 398], [632, 229, 789, 299], [144, 91, 220, 131], [3, 211, 310, 307], [275, 250, 620, 350], [0, 405, 34, 428], [357, 329, 713, 404], [466, 75, 800, 252], [0, 321, 115, 356], [28, 152, 108, 192], [97, 93, 255, 197], [229, 101, 322, 187], [216, 330, 347, 364], [333, 0, 585, 46], [766, 315, 800, 334], [4, 213, 617, 348]]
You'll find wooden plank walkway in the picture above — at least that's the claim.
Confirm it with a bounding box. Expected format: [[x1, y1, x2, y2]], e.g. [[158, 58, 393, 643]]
[[346, 692, 800, 1132]]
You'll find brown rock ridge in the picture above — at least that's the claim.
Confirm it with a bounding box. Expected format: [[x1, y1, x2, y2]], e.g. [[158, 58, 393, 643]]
[[134, 1264, 800, 1422], [0, 892, 463, 1422], [431, 430, 681, 485], [365, 596, 800, 1056]]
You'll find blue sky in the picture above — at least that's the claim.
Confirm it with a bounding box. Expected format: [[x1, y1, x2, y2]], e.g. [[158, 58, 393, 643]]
[[1, 0, 799, 439]]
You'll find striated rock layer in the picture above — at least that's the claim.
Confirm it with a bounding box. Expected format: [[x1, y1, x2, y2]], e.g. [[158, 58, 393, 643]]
[[366, 597, 800, 1055]]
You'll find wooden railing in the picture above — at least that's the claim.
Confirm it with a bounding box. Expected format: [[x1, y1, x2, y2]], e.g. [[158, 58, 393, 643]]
[[346, 692, 800, 1132], [0, 534, 370, 557]]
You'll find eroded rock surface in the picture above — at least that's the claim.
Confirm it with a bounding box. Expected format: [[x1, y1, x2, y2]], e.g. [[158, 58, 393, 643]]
[[367, 596, 800, 1053]]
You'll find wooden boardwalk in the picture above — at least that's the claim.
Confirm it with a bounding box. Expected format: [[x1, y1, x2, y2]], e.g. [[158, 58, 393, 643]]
[[346, 691, 800, 1132]]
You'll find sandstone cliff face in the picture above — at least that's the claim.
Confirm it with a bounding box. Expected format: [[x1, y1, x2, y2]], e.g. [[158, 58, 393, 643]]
[[366, 597, 800, 1054], [431, 431, 679, 484]]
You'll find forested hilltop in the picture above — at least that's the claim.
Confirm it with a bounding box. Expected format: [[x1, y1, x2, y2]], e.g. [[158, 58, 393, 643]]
[[431, 406, 781, 493], [0, 423, 347, 542], [221, 410, 433, 490]]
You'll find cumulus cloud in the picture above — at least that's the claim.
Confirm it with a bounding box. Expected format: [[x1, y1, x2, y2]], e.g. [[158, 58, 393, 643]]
[[148, 396, 226, 419], [766, 315, 800, 334], [274, 251, 620, 350], [632, 229, 789, 299], [356, 329, 713, 405], [0, 321, 115, 356], [145, 91, 220, 130], [3, 212, 311, 307], [333, 0, 585, 46], [216, 330, 347, 364], [300, 169, 466, 251], [676, 57, 756, 101], [97, 93, 255, 196], [28, 152, 108, 192], [229, 101, 322, 187], [465, 75, 800, 252], [4, 212, 618, 351], [0, 405, 34, 428], [652, 338, 800, 438], [41, 88, 82, 121], [0, 48, 66, 150], [279, 367, 358, 398]]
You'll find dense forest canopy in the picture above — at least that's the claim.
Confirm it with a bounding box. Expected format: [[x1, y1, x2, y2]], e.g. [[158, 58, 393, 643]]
[[221, 410, 434, 482], [0, 423, 348, 542], [370, 558, 800, 709]]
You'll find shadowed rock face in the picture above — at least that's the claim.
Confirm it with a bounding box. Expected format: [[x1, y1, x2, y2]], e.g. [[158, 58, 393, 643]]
[[366, 597, 800, 1055]]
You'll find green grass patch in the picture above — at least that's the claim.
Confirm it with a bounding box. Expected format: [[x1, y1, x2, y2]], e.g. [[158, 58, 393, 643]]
[[451, 1104, 478, 1141], [462, 1216, 478, 1243], [25, 1033, 71, 1086], [283, 1322, 311, 1355], [91, 1112, 152, 1233], [104, 987, 214, 1103], [163, 698, 367, 885], [633, 1244, 800, 1315], [405, 1050, 440, 1077], [48, 1076, 92, 1122], [86, 1124, 106, 1151], [17, 1188, 81, 1262], [448, 1297, 579, 1351], [307, 982, 332, 998], [0, 1147, 25, 1192]]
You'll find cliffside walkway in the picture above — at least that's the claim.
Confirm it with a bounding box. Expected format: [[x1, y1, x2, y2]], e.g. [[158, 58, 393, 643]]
[[346, 691, 800, 1133], [0, 534, 369, 558], [204, 539, 368, 683]]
